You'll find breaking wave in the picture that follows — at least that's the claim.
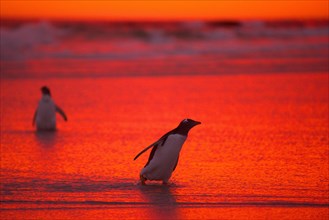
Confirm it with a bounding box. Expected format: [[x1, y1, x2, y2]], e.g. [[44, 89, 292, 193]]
[[1, 20, 328, 77]]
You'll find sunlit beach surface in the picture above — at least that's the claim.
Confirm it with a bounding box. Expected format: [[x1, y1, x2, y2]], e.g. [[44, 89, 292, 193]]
[[1, 73, 328, 219], [1, 20, 328, 219]]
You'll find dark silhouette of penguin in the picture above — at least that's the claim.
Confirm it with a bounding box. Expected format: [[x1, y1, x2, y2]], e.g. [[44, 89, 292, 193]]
[[32, 86, 67, 131]]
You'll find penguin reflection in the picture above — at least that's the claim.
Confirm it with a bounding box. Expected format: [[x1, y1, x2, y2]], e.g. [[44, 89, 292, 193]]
[[32, 86, 68, 131], [35, 131, 57, 148], [139, 185, 179, 219]]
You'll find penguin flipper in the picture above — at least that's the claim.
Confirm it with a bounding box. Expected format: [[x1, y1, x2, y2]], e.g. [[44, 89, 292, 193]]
[[173, 156, 179, 172], [134, 138, 161, 160], [144, 145, 158, 167], [133, 129, 175, 161]]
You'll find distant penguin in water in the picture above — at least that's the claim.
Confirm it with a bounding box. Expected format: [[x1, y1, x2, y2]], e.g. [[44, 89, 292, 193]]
[[32, 86, 68, 131], [134, 119, 201, 185]]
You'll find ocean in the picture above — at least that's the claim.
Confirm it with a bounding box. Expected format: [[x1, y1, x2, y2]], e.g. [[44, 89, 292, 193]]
[[0, 20, 328, 219]]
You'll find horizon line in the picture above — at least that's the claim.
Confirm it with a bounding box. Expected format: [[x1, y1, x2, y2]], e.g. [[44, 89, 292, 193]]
[[1, 17, 328, 23]]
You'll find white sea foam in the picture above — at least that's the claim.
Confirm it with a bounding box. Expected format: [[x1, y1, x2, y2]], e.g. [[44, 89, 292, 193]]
[[0, 20, 328, 77]]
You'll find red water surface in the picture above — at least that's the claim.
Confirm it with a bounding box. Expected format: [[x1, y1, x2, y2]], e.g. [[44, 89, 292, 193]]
[[1, 73, 328, 219]]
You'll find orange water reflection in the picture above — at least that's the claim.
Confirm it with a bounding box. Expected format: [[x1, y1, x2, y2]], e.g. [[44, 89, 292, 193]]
[[1, 73, 328, 219]]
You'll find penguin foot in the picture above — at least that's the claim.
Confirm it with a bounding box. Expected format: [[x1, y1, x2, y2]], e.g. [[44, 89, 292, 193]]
[[140, 175, 146, 185]]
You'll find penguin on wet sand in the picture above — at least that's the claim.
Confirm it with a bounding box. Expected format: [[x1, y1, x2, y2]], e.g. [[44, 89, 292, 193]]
[[134, 118, 201, 185], [32, 86, 68, 131]]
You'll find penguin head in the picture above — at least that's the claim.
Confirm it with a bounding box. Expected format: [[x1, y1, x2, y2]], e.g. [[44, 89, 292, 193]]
[[176, 118, 201, 135], [41, 86, 51, 96]]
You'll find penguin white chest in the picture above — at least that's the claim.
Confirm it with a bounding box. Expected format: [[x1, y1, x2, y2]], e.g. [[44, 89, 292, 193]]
[[141, 134, 186, 182]]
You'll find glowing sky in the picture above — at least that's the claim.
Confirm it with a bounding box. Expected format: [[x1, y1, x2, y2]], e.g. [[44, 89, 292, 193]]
[[1, 0, 328, 21]]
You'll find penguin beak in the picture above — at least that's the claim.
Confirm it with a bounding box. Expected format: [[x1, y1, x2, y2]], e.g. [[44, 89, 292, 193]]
[[193, 121, 201, 126]]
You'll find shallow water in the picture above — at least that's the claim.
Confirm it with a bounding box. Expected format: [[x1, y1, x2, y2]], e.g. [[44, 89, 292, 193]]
[[1, 73, 328, 219]]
